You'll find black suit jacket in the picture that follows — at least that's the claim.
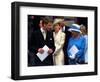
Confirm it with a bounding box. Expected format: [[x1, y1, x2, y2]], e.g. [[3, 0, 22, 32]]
[[29, 29, 55, 66], [63, 26, 71, 65]]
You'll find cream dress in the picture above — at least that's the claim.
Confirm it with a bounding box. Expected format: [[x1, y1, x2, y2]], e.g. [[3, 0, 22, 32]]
[[53, 30, 65, 65]]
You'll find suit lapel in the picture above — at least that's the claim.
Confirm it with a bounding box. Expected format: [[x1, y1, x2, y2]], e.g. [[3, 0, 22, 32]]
[[38, 29, 45, 41], [46, 31, 51, 41], [46, 31, 48, 41]]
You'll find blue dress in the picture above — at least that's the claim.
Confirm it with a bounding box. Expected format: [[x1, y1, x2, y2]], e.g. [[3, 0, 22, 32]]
[[67, 35, 86, 64]]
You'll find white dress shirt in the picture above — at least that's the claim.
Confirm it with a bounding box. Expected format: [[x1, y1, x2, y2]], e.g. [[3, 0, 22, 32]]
[[62, 26, 65, 32], [40, 28, 47, 40]]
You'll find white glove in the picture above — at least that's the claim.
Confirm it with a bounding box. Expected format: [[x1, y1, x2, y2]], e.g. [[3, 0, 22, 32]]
[[69, 54, 75, 59]]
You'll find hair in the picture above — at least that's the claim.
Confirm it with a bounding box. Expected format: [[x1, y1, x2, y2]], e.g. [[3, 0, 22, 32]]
[[80, 24, 87, 34], [53, 22, 61, 27], [42, 17, 53, 25], [55, 16, 64, 20]]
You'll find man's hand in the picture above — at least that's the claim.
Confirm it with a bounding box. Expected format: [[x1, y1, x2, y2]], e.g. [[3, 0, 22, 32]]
[[48, 48, 53, 54], [38, 48, 44, 54]]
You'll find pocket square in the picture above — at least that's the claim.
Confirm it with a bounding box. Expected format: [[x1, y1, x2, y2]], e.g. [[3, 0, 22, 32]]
[[50, 38, 52, 40]]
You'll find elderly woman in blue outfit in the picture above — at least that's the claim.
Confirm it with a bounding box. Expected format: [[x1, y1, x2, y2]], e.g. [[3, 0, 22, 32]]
[[67, 24, 86, 65]]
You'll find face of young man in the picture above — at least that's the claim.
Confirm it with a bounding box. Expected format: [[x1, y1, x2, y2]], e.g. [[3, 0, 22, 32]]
[[60, 19, 65, 27], [43, 22, 53, 31], [39, 20, 43, 28]]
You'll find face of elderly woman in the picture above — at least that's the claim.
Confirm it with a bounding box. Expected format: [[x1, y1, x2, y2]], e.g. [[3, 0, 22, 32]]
[[54, 23, 60, 33], [71, 31, 80, 38]]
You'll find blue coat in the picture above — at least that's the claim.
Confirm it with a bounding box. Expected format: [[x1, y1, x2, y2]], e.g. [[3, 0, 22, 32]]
[[67, 35, 86, 64]]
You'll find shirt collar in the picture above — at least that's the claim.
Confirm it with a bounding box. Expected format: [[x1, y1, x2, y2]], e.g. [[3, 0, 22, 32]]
[[41, 27, 45, 33]]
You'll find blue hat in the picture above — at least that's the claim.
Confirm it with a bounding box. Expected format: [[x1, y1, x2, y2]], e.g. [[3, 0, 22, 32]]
[[68, 24, 81, 33]]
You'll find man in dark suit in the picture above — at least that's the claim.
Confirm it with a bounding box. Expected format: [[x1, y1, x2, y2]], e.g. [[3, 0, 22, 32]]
[[59, 18, 71, 65], [63, 26, 71, 65], [29, 17, 55, 66]]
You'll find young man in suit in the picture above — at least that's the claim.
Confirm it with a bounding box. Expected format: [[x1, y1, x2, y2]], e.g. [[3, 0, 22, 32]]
[[29, 17, 55, 66]]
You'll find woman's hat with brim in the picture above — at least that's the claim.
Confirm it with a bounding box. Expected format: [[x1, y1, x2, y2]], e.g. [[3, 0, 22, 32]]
[[68, 24, 81, 33], [53, 18, 63, 26]]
